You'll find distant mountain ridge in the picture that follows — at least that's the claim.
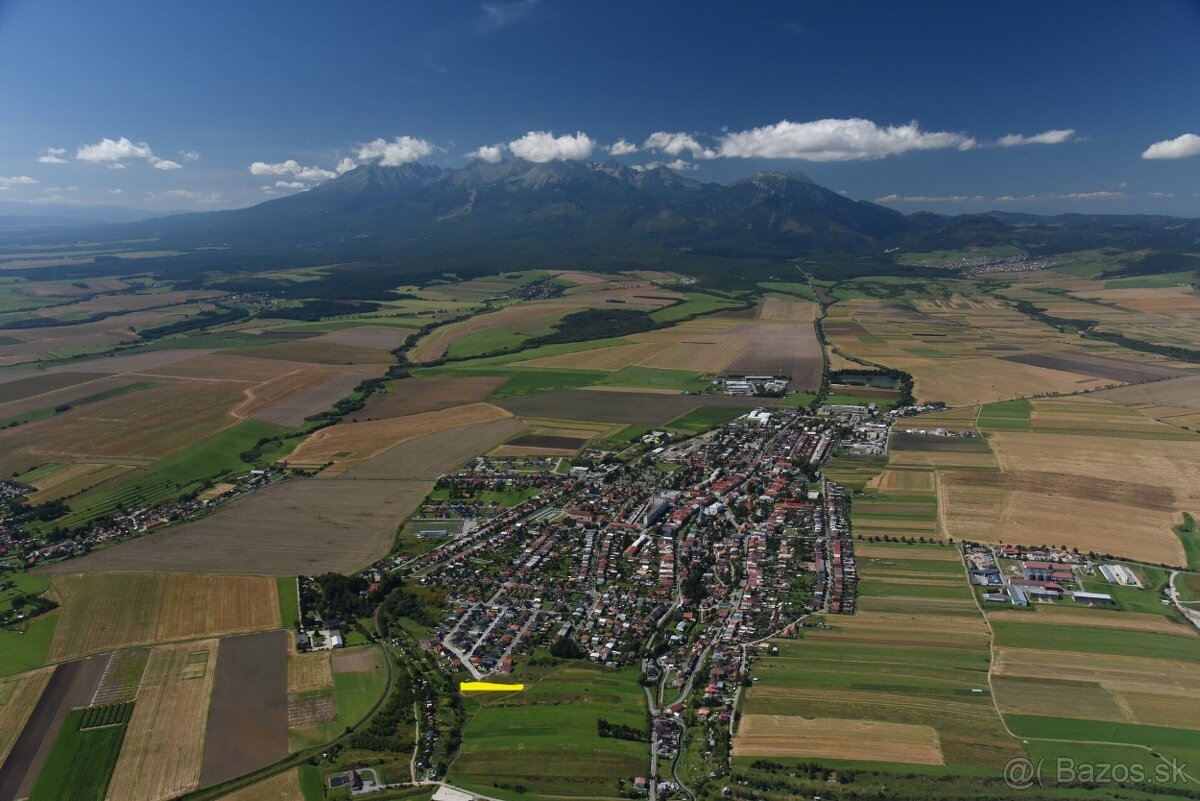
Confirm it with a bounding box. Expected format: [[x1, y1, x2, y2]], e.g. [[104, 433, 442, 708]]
[[4, 159, 1200, 284]]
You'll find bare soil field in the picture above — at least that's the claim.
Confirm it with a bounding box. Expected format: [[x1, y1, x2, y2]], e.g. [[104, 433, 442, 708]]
[[1095, 374, 1200, 415], [496, 389, 764, 425], [214, 769, 304, 801], [0, 667, 52, 767], [362, 376, 507, 418], [890, 433, 992, 453], [107, 639, 220, 801], [0, 371, 108, 403], [725, 321, 823, 389], [245, 370, 368, 427], [339, 417, 526, 480], [42, 573, 280, 661], [333, 646, 382, 674], [734, 714, 944, 765], [1002, 351, 1187, 382], [285, 402, 512, 472], [232, 340, 393, 366], [199, 631, 289, 788], [41, 478, 431, 575]]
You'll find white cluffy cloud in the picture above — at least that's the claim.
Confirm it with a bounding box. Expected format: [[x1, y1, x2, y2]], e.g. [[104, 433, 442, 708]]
[[356, 135, 435, 166], [467, 144, 506, 163], [249, 159, 338, 181], [997, 129, 1077, 147], [335, 157, 356, 175], [275, 180, 308, 190], [1142, 133, 1200, 160], [37, 147, 68, 164], [643, 132, 716, 159], [607, 139, 639, 156], [178, 150, 201, 162], [633, 159, 696, 172], [0, 175, 37, 190], [75, 137, 182, 169], [717, 118, 975, 161], [508, 131, 595, 162]]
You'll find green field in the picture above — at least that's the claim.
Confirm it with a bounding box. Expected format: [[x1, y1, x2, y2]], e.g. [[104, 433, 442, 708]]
[[0, 612, 58, 677], [820, 455, 887, 491], [291, 646, 389, 750], [418, 365, 607, 398], [991, 621, 1200, 662], [29, 706, 129, 801], [1175, 513, 1200, 571], [297, 765, 325, 801], [277, 577, 299, 630], [449, 662, 647, 800], [740, 541, 1021, 772], [977, 399, 1032, 430], [666, 405, 752, 433], [649, 292, 743, 323]]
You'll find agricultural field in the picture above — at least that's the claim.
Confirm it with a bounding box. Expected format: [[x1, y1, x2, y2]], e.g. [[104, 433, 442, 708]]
[[106, 639, 220, 801], [27, 703, 132, 801], [340, 416, 527, 479], [289, 646, 387, 751], [448, 662, 648, 800], [41, 573, 281, 661], [736, 541, 1021, 772], [284, 402, 513, 472], [939, 402, 1200, 564], [200, 631, 289, 787], [987, 595, 1200, 778], [819, 277, 1198, 407], [0, 667, 53, 765], [42, 478, 433, 575]]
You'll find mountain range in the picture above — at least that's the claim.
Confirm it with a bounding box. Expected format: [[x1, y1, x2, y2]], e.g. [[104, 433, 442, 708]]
[[6, 159, 1200, 284]]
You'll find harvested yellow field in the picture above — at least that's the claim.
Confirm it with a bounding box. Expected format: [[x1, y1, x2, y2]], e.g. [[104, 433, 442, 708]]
[[993, 651, 1200, 730], [758, 294, 818, 322], [993, 648, 1200, 696], [0, 667, 52, 765], [909, 357, 1110, 406], [156, 575, 281, 641], [819, 610, 988, 637], [215, 769, 304, 801], [989, 431, 1200, 561], [632, 334, 754, 372], [46, 573, 280, 661], [734, 714, 943, 765], [106, 639, 220, 801], [197, 482, 236, 502], [288, 640, 333, 695], [285, 402, 512, 472]]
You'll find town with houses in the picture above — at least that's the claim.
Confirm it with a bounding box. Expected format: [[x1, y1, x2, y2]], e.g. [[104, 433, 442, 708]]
[[5, 390, 1191, 798]]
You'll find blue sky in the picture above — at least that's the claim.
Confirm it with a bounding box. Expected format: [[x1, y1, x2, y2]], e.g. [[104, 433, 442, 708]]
[[1, 0, 1199, 216]]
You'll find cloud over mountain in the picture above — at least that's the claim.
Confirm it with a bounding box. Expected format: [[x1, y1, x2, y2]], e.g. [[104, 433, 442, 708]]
[[717, 118, 975, 161]]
